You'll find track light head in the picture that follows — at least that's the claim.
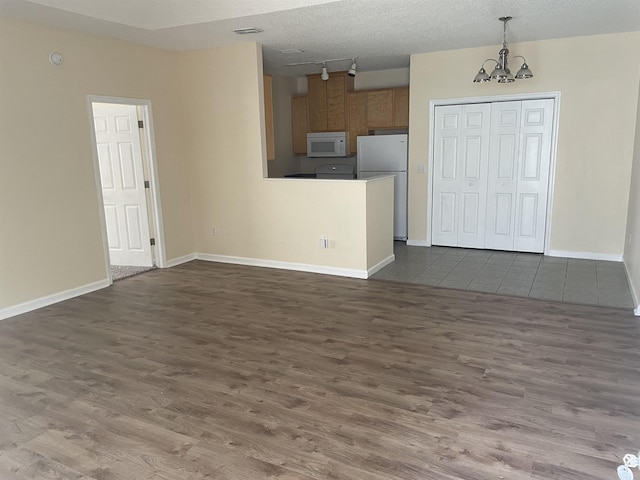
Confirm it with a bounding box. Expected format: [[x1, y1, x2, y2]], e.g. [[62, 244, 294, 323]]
[[321, 64, 329, 81], [348, 59, 357, 77]]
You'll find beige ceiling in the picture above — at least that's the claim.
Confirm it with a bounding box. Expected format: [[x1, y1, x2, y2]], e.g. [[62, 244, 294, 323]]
[[1, 0, 639, 77]]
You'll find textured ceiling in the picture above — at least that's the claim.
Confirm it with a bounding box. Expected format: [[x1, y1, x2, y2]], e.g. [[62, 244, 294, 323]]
[[1, 0, 639, 77]]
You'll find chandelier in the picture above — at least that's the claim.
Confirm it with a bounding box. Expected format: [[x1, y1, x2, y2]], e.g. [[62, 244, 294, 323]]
[[473, 16, 533, 83]]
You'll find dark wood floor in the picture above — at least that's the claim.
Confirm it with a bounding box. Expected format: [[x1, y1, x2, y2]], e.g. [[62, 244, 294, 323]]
[[1, 261, 638, 479]]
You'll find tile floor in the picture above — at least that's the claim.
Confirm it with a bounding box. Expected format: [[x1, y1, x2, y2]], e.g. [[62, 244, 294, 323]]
[[371, 242, 635, 309]]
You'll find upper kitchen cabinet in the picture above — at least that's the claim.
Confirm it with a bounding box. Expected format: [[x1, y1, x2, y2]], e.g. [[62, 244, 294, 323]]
[[347, 87, 410, 154], [291, 95, 308, 155], [263, 75, 275, 161], [366, 87, 409, 129], [393, 87, 410, 128], [307, 72, 354, 132], [348, 91, 368, 155], [366, 90, 393, 129]]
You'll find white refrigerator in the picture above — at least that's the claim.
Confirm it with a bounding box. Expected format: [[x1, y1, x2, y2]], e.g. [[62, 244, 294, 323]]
[[357, 134, 408, 240]]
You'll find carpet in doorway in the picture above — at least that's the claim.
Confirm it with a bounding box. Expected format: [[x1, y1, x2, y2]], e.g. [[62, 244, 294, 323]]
[[111, 265, 155, 281]]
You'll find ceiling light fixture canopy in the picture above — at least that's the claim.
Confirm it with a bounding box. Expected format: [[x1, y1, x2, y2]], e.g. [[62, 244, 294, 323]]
[[473, 16, 533, 84]]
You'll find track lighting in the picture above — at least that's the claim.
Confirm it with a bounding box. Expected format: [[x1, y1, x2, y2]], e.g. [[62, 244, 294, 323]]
[[286, 57, 358, 80], [348, 58, 357, 77], [320, 64, 329, 81]]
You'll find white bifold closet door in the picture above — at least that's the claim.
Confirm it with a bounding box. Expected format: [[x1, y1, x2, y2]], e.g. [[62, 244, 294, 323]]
[[433, 99, 554, 253]]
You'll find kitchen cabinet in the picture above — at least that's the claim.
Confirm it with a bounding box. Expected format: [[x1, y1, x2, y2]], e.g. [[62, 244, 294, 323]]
[[290, 80, 409, 155], [366, 90, 394, 129], [307, 72, 354, 132], [393, 87, 410, 128], [291, 95, 308, 155], [347, 87, 410, 154], [348, 91, 368, 155], [366, 87, 409, 129], [263, 75, 275, 161], [307, 76, 327, 132]]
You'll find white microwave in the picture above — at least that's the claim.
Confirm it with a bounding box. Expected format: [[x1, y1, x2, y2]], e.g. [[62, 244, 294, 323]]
[[307, 132, 348, 157]]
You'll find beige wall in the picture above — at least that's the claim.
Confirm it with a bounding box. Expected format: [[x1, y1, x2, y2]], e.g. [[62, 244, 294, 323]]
[[180, 43, 392, 272], [624, 79, 640, 312], [355, 67, 409, 90], [0, 16, 193, 309], [0, 16, 393, 315], [409, 32, 640, 256], [366, 176, 395, 267]]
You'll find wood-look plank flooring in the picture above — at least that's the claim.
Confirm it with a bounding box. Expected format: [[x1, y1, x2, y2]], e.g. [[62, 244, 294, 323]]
[[1, 260, 639, 479]]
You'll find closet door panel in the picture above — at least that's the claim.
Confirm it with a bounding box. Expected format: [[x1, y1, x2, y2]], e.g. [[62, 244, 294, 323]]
[[485, 101, 521, 251], [457, 105, 491, 248], [514, 99, 554, 253], [432, 105, 461, 246]]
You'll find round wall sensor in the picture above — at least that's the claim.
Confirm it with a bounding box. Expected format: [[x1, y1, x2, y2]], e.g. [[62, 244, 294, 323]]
[[49, 52, 64, 65]]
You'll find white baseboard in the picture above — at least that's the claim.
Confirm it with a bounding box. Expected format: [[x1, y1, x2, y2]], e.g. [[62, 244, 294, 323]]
[[546, 249, 623, 262], [406, 239, 430, 247], [367, 254, 395, 277], [165, 253, 196, 268], [0, 279, 111, 321], [196, 253, 369, 279]]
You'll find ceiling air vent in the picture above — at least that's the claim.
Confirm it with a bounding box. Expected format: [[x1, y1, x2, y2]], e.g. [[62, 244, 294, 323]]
[[279, 48, 305, 54], [233, 27, 264, 35]]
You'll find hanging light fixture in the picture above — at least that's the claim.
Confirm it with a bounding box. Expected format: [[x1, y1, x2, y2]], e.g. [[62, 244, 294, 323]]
[[320, 63, 329, 80], [473, 16, 533, 84]]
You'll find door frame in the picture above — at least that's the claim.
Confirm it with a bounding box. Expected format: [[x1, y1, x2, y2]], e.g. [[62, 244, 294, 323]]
[[87, 95, 167, 283], [426, 91, 561, 254]]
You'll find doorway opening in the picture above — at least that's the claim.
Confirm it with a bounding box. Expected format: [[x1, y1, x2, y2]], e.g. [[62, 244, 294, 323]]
[[88, 96, 166, 283]]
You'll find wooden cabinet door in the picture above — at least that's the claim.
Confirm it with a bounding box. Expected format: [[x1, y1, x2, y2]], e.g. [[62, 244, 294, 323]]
[[263, 75, 275, 160], [348, 92, 367, 154], [291, 95, 308, 155], [366, 90, 394, 129], [307, 76, 327, 132], [326, 75, 346, 131], [393, 87, 409, 128]]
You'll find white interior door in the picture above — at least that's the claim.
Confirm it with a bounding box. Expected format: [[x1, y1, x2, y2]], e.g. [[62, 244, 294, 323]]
[[93, 103, 153, 267], [432, 103, 490, 248]]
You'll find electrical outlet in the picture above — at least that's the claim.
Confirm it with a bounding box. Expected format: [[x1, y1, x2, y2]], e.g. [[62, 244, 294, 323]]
[[417, 164, 426, 174]]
